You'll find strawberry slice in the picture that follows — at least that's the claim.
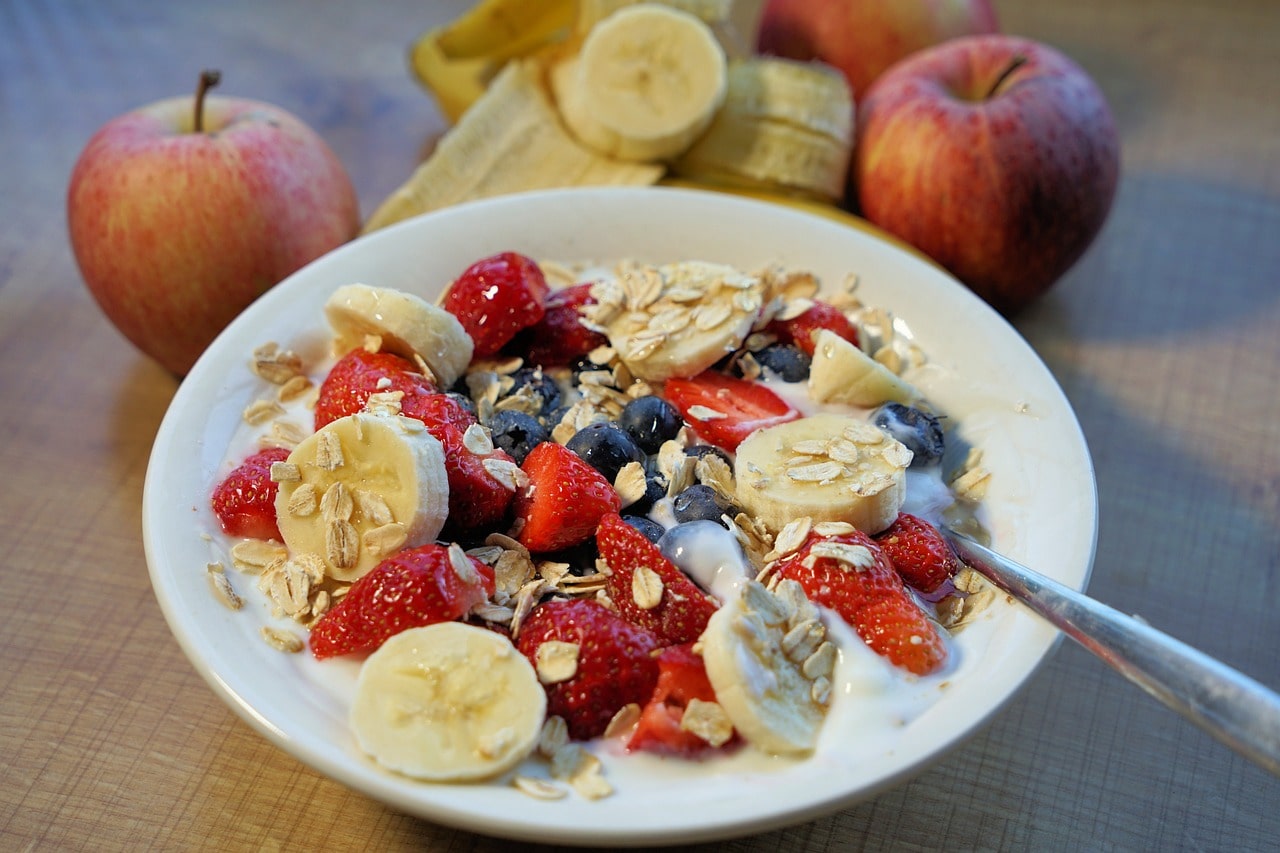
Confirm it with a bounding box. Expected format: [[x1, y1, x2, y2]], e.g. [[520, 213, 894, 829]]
[[765, 298, 859, 356], [874, 513, 961, 593], [442, 251, 549, 358], [211, 447, 290, 541], [506, 283, 607, 368], [663, 371, 801, 451], [772, 529, 948, 675], [516, 598, 662, 741], [514, 441, 621, 553], [596, 513, 719, 646], [314, 348, 436, 430], [309, 543, 495, 659], [628, 643, 736, 756]]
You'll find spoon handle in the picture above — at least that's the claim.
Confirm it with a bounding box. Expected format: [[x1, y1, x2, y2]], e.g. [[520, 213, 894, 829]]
[[942, 528, 1280, 777]]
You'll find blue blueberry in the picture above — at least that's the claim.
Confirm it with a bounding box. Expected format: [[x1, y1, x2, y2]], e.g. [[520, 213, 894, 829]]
[[623, 515, 667, 544], [500, 367, 561, 416], [684, 444, 732, 467], [753, 343, 811, 382], [565, 421, 645, 482], [486, 409, 549, 465], [672, 484, 735, 525], [619, 395, 683, 453], [871, 402, 945, 466]]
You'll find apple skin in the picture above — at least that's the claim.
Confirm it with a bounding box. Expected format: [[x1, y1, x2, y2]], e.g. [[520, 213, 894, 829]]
[[854, 35, 1120, 314], [756, 0, 999, 100], [68, 93, 360, 376]]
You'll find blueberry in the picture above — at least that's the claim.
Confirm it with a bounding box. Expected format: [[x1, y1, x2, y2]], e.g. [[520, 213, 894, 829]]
[[623, 515, 667, 544], [684, 444, 732, 467], [499, 367, 561, 416], [672, 484, 735, 525], [565, 422, 645, 482], [871, 402, 945, 466], [619, 395, 683, 453], [753, 343, 811, 382], [486, 409, 549, 465], [626, 472, 669, 516]]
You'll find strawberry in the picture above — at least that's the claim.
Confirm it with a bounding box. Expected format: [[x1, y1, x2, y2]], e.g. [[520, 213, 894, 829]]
[[516, 598, 661, 740], [765, 298, 859, 357], [663, 371, 801, 451], [442, 251, 549, 358], [772, 529, 948, 675], [628, 643, 735, 756], [314, 347, 436, 430], [507, 283, 607, 368], [596, 513, 718, 646], [514, 441, 621, 553], [211, 447, 290, 541], [874, 513, 961, 593], [309, 543, 495, 659]]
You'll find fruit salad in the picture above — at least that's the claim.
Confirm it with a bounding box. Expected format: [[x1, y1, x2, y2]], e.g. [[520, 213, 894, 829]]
[[207, 251, 996, 798]]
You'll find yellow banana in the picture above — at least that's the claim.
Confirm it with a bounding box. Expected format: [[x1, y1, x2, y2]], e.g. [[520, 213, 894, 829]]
[[408, 29, 497, 124], [434, 0, 575, 62]]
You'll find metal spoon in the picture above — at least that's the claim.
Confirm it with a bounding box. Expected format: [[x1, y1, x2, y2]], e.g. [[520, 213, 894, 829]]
[[941, 527, 1280, 776]]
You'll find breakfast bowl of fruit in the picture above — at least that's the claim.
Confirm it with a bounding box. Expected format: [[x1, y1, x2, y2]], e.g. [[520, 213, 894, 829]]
[[143, 185, 1096, 846]]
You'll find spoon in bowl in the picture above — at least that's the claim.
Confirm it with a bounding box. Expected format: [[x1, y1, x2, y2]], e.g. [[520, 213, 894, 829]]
[[941, 526, 1280, 777]]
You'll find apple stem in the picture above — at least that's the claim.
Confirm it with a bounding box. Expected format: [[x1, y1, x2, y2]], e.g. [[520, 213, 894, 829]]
[[194, 69, 221, 133], [986, 54, 1028, 99]]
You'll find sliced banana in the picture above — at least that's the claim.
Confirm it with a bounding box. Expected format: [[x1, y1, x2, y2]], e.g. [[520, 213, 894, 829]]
[[733, 412, 911, 535], [350, 622, 547, 782], [699, 579, 831, 756], [672, 58, 854, 202], [324, 283, 473, 389], [275, 411, 450, 582], [808, 328, 921, 408], [581, 260, 764, 382], [551, 4, 727, 162]]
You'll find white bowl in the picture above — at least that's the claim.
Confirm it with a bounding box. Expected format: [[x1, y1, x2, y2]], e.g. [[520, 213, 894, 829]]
[[143, 186, 1096, 846]]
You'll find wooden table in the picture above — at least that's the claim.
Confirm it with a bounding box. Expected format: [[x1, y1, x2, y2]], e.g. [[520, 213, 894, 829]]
[[3, 1, 1277, 849]]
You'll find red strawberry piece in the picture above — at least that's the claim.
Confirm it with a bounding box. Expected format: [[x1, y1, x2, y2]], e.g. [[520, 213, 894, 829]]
[[437, 424, 518, 537], [628, 643, 735, 756], [596, 513, 718, 646], [514, 441, 621, 553], [516, 598, 661, 741], [442, 251, 549, 358], [399, 390, 476, 432], [663, 371, 801, 451], [773, 529, 948, 675], [874, 513, 961, 593], [506, 283, 607, 368], [765, 298, 859, 357], [309, 543, 495, 659], [314, 347, 436, 430], [211, 447, 290, 541]]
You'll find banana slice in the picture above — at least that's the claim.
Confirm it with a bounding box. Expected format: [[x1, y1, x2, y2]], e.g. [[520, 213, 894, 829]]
[[672, 58, 854, 202], [275, 411, 450, 582], [350, 622, 547, 781], [551, 4, 727, 162], [324, 283, 473, 388], [808, 328, 921, 408], [733, 412, 912, 535], [582, 260, 764, 382], [699, 579, 832, 755]]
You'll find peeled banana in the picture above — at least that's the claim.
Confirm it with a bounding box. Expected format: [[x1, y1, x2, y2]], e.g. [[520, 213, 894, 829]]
[[274, 411, 450, 582], [350, 622, 547, 781], [733, 412, 912, 535], [807, 328, 921, 408]]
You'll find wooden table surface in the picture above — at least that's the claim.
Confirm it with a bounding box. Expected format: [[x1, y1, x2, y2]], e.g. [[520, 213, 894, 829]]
[[3, 1, 1278, 850]]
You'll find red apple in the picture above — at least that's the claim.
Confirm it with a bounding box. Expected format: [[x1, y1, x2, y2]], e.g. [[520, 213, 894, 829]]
[[854, 35, 1120, 313], [756, 0, 999, 100], [67, 71, 360, 376]]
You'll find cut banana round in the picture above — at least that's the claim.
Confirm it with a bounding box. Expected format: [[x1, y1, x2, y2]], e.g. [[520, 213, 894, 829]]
[[733, 412, 911, 535], [350, 622, 547, 782], [808, 328, 921, 408], [324, 283, 474, 388], [672, 58, 854, 202], [581, 260, 764, 382], [551, 4, 727, 162], [274, 411, 450, 582], [699, 579, 832, 756]]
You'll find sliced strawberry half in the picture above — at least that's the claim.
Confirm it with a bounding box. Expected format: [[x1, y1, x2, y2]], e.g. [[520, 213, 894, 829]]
[[442, 251, 549, 358], [211, 447, 290, 541], [874, 513, 962, 593], [514, 441, 621, 553], [628, 643, 736, 757], [765, 298, 859, 356], [506, 282, 607, 368], [314, 347, 436, 430], [663, 371, 801, 451]]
